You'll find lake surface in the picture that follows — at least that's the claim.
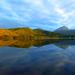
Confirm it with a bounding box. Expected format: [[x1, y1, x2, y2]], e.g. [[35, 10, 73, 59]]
[[0, 40, 75, 75]]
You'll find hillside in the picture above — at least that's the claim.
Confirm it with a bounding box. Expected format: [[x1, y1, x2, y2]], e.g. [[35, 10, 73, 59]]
[[0, 28, 63, 40]]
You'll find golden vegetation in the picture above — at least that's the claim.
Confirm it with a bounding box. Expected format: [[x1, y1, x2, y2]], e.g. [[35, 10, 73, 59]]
[[0, 27, 66, 41], [0, 28, 52, 41]]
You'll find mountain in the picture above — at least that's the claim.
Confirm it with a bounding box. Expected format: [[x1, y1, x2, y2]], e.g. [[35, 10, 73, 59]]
[[55, 26, 69, 32], [55, 26, 75, 35]]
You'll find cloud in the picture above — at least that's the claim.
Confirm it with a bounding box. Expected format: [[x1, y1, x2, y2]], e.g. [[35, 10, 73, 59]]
[[0, 0, 75, 30]]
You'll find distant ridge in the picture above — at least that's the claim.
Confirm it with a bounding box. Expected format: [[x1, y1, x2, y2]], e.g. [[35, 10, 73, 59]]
[[55, 26, 75, 35]]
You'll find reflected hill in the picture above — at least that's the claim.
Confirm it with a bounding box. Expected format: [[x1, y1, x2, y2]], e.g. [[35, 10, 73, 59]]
[[0, 40, 55, 48], [54, 43, 69, 49], [0, 40, 75, 49], [54, 40, 75, 49], [0, 40, 59, 48]]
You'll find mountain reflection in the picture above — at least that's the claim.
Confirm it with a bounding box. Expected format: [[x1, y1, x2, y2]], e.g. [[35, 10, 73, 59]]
[[0, 40, 75, 49], [54, 40, 75, 49]]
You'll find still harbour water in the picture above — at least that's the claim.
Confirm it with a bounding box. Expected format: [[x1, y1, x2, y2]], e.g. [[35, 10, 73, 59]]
[[0, 40, 75, 75]]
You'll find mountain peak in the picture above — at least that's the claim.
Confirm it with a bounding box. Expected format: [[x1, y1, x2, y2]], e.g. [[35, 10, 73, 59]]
[[55, 26, 69, 31], [60, 26, 68, 29]]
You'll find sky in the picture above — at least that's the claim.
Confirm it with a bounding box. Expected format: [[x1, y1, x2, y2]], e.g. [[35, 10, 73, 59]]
[[0, 0, 75, 31]]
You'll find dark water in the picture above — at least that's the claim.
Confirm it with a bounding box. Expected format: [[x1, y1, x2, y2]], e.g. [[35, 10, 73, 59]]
[[0, 40, 75, 75]]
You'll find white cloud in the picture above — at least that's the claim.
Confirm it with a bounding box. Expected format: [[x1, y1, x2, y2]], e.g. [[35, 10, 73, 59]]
[[0, 0, 75, 30]]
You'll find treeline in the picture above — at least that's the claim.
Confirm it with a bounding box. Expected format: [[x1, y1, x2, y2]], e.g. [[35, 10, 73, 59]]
[[0, 27, 75, 41]]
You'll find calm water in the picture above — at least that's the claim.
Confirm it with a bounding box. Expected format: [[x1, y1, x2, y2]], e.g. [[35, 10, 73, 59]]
[[0, 40, 75, 75]]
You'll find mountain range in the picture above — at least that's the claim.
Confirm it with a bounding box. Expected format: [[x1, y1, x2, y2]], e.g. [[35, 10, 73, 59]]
[[34, 26, 75, 36], [0, 26, 75, 41]]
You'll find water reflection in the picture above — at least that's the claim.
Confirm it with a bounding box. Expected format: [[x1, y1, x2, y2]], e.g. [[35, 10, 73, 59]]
[[0, 40, 75, 75], [0, 40, 75, 49]]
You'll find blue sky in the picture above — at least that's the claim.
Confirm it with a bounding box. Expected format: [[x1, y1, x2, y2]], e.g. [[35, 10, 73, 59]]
[[0, 0, 75, 31]]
